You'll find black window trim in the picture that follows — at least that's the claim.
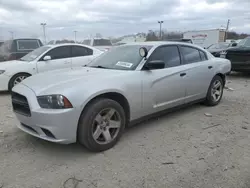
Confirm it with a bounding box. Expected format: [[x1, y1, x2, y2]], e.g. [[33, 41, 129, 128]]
[[145, 44, 182, 69], [179, 45, 208, 64], [39, 45, 72, 61]]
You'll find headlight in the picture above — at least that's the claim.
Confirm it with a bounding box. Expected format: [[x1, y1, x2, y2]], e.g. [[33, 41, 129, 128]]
[[0, 70, 5, 74], [37, 95, 73, 109]]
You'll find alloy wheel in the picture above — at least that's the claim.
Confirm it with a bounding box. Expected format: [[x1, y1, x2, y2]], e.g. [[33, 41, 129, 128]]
[[14, 76, 27, 86], [92, 108, 121, 145], [211, 80, 222, 102]]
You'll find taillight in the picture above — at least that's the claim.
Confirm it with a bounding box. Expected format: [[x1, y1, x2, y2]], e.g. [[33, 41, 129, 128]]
[[7, 54, 16, 61]]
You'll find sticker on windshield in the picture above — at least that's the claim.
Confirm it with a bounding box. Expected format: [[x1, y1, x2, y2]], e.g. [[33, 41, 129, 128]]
[[116, 61, 133, 68]]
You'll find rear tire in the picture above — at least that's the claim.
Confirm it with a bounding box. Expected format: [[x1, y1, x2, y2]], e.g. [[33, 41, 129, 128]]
[[8, 73, 31, 91], [77, 98, 126, 152], [204, 75, 224, 106]]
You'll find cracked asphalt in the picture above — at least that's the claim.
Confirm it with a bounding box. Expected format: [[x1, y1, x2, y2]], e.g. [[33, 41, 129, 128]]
[[0, 72, 250, 188]]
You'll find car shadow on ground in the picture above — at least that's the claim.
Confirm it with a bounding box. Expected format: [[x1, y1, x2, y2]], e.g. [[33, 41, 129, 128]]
[[228, 72, 250, 79], [0, 91, 10, 96], [20, 103, 203, 157]]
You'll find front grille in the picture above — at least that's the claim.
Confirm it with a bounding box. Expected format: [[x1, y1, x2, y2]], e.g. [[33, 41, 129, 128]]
[[11, 92, 31, 116]]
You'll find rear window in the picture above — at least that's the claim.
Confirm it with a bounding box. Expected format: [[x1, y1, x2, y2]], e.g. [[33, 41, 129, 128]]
[[93, 39, 112, 46], [17, 40, 40, 50]]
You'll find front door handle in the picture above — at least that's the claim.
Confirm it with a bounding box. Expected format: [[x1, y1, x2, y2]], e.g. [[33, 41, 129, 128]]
[[208, 66, 213, 69], [180, 73, 186, 77]]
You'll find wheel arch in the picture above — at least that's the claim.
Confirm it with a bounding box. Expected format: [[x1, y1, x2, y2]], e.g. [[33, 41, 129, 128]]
[[77, 91, 131, 128], [215, 73, 226, 86], [8, 72, 32, 91]]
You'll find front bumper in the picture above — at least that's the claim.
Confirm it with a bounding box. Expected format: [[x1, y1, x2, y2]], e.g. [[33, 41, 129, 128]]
[[12, 84, 80, 144], [0, 74, 10, 91]]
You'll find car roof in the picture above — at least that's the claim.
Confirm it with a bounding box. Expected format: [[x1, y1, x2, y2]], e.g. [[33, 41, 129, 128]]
[[122, 41, 202, 48], [46, 43, 100, 50], [13, 38, 41, 41]]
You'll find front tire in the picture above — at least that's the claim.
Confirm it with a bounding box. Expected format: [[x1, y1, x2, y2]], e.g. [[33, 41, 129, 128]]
[[204, 75, 224, 106], [77, 98, 126, 152], [8, 73, 30, 91]]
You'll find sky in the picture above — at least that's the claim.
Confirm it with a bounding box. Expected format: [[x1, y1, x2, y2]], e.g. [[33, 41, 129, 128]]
[[0, 0, 249, 41]]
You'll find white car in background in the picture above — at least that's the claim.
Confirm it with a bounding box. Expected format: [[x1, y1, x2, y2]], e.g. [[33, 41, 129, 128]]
[[0, 43, 102, 91], [82, 38, 113, 51]]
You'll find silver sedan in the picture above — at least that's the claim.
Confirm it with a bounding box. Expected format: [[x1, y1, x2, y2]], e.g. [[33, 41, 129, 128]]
[[12, 42, 231, 152]]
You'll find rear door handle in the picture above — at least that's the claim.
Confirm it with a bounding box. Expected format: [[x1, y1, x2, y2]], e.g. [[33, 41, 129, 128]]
[[180, 73, 186, 77], [208, 66, 213, 69]]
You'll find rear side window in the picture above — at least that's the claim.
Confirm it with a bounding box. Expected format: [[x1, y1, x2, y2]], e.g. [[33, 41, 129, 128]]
[[148, 46, 181, 68], [181, 46, 201, 64], [17, 40, 40, 50], [45, 46, 71, 60], [199, 51, 207, 61], [72, 46, 93, 57]]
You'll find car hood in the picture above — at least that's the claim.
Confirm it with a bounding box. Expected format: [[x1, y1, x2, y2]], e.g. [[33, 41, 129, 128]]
[[208, 49, 224, 53], [21, 67, 127, 95], [226, 46, 250, 52], [0, 60, 28, 69]]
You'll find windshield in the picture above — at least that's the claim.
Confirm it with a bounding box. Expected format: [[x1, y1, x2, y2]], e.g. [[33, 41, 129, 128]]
[[20, 46, 51, 61], [17, 40, 40, 50], [93, 39, 112, 46], [237, 37, 250, 47], [208, 43, 229, 49], [87, 45, 152, 70]]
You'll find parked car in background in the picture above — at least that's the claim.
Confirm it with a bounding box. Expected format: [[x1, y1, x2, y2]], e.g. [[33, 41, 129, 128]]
[[220, 37, 250, 73], [0, 39, 43, 62], [12, 42, 231, 152], [0, 43, 102, 91], [166, 38, 193, 43], [82, 38, 113, 51], [47, 40, 75, 45], [206, 42, 231, 57], [0, 41, 4, 47]]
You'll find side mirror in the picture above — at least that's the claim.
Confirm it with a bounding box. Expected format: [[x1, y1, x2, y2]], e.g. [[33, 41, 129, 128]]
[[144, 60, 165, 70], [139, 47, 148, 58], [43, 55, 51, 61], [232, 43, 237, 47]]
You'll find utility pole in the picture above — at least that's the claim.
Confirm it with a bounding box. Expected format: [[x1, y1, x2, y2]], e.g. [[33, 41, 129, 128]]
[[9, 31, 14, 39], [74, 31, 77, 42], [40, 23, 47, 44], [158, 21, 164, 40], [224, 19, 230, 42]]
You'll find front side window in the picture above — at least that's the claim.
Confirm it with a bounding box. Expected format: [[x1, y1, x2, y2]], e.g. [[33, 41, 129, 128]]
[[181, 46, 201, 64], [44, 46, 71, 60], [148, 46, 181, 68], [72, 46, 93, 57], [88, 45, 152, 70], [17, 40, 40, 50]]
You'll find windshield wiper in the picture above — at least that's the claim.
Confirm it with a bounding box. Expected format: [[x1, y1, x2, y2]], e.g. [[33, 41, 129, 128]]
[[89, 65, 110, 69]]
